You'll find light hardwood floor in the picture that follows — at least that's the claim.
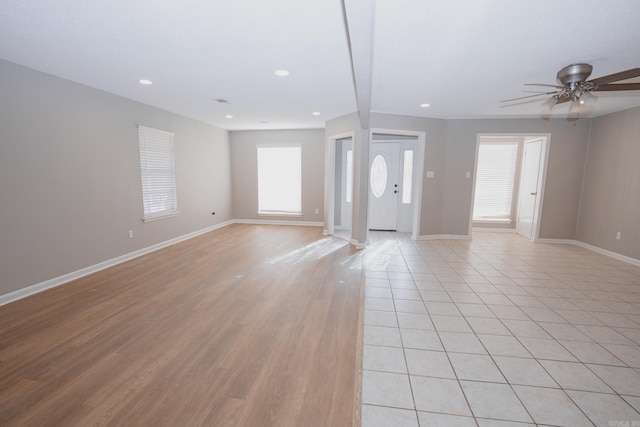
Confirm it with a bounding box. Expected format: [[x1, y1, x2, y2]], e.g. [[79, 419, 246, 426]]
[[0, 224, 364, 426]]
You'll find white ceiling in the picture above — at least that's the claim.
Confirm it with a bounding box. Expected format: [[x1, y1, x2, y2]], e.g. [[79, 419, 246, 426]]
[[1, 0, 640, 130]]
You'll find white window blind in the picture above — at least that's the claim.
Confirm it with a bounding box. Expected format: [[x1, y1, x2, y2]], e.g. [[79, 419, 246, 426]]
[[138, 125, 178, 220], [473, 143, 518, 220], [257, 146, 301, 215]]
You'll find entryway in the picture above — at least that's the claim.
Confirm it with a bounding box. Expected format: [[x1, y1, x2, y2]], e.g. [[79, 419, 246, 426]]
[[369, 134, 418, 232], [334, 136, 353, 241], [471, 134, 549, 240], [325, 128, 425, 246]]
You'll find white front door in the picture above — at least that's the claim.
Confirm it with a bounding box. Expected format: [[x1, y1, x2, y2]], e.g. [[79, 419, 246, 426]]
[[369, 143, 400, 230], [517, 139, 542, 238]]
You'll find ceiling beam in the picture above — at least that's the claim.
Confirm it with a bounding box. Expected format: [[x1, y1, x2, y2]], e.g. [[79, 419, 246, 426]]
[[341, 0, 376, 129]]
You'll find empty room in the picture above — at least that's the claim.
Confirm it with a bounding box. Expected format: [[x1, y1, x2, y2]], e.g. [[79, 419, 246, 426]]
[[2, 1, 640, 426]]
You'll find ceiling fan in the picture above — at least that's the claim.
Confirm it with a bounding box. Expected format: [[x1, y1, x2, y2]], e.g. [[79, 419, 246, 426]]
[[503, 63, 640, 118]]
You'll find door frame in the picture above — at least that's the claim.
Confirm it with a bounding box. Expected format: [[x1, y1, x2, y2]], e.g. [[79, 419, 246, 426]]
[[369, 128, 426, 240], [470, 133, 551, 241], [325, 131, 355, 238]]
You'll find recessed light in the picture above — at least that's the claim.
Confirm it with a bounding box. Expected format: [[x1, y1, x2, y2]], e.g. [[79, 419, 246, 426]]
[[312, 112, 321, 116], [139, 79, 153, 85], [420, 103, 430, 108], [274, 69, 290, 77], [225, 115, 233, 119]]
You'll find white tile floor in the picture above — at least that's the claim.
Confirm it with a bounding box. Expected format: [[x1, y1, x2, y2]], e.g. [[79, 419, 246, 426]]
[[361, 231, 640, 427]]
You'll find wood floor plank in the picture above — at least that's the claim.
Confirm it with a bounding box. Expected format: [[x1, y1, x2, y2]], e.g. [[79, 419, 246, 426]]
[[0, 224, 363, 426]]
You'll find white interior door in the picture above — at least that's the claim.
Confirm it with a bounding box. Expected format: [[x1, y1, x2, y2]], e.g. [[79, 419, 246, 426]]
[[517, 139, 542, 238], [369, 143, 400, 230]]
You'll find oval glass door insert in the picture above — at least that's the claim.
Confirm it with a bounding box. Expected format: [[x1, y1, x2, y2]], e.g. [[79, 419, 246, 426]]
[[370, 154, 388, 198]]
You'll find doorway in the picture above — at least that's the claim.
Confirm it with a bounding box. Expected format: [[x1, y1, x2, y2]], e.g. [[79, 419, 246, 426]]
[[471, 134, 550, 241], [325, 128, 425, 246], [326, 133, 355, 242], [368, 134, 418, 232], [334, 137, 353, 241]]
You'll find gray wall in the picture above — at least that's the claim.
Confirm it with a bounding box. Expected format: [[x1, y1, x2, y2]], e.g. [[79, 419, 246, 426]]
[[326, 113, 448, 239], [577, 106, 640, 259], [443, 118, 591, 238], [326, 112, 591, 240], [229, 129, 325, 222], [0, 60, 232, 297]]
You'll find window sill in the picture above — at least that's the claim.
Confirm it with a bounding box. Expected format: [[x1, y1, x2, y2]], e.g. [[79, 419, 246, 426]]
[[143, 211, 180, 223], [472, 218, 513, 225]]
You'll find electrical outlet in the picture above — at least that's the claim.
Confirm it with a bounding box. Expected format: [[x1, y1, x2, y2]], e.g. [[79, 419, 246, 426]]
[[128, 230, 134, 239], [315, 208, 319, 214], [616, 232, 621, 240]]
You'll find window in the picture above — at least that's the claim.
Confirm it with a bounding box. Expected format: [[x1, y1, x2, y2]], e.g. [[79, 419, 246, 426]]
[[138, 125, 178, 221], [257, 146, 301, 215], [473, 143, 518, 220], [402, 150, 414, 204], [370, 154, 388, 198], [345, 149, 353, 203]]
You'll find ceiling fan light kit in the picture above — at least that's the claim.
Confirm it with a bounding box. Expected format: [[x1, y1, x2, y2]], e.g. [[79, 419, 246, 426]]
[[503, 63, 640, 119]]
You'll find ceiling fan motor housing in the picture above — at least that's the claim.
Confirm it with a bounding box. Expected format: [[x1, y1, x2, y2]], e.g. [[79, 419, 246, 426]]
[[557, 63, 593, 86]]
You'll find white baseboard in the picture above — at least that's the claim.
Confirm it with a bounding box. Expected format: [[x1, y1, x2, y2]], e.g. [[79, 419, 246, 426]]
[[534, 238, 576, 245], [0, 219, 330, 307], [415, 234, 472, 241], [573, 241, 640, 267], [415, 234, 640, 267], [351, 239, 367, 250], [234, 219, 323, 227], [0, 220, 235, 307], [6, 220, 636, 308], [524, 238, 640, 267]]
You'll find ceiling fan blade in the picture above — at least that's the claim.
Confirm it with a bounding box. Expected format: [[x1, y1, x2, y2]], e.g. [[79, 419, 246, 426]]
[[525, 83, 563, 89], [592, 83, 640, 92], [588, 68, 640, 86], [555, 96, 571, 105], [501, 91, 559, 103]]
